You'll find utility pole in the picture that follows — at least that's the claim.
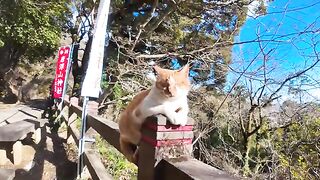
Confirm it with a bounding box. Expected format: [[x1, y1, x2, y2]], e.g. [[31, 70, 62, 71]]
[[77, 0, 111, 178]]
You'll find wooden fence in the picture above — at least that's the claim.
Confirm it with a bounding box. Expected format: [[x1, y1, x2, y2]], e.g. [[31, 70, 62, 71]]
[[59, 97, 236, 180]]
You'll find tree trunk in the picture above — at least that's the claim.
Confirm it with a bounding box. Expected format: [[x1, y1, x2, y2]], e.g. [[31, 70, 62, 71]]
[[0, 42, 26, 103], [243, 134, 253, 176], [0, 43, 25, 78], [71, 43, 81, 97], [80, 35, 93, 84], [71, 35, 93, 98], [242, 113, 254, 176]]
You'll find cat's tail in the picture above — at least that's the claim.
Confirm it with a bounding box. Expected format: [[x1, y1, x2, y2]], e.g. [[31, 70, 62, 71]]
[[119, 136, 139, 164]]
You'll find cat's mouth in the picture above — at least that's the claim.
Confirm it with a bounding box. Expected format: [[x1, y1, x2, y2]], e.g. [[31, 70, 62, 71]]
[[163, 87, 171, 95]]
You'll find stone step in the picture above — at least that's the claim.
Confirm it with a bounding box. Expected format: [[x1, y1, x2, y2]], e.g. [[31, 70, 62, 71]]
[[0, 168, 15, 180]]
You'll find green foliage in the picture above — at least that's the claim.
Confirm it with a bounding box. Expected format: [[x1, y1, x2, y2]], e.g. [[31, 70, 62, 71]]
[[203, 99, 320, 178], [95, 136, 137, 179], [107, 0, 268, 88], [0, 0, 70, 60], [112, 82, 125, 110], [273, 118, 320, 179], [101, 72, 110, 89], [75, 117, 82, 130], [70, 1, 319, 179]]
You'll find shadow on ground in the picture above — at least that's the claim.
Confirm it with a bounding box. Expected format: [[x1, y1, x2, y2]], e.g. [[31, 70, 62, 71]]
[[0, 98, 77, 179], [24, 99, 49, 110], [13, 121, 77, 180]]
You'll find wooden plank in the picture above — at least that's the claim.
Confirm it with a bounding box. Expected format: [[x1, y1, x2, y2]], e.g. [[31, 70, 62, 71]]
[[155, 158, 237, 180], [68, 101, 120, 151], [65, 100, 235, 180], [146, 115, 194, 126], [155, 159, 192, 180], [60, 112, 68, 123], [68, 122, 80, 146], [87, 114, 121, 152], [0, 168, 15, 180], [142, 128, 193, 140], [60, 105, 69, 120], [142, 136, 193, 147], [63, 98, 71, 106], [138, 140, 156, 180], [144, 123, 193, 132], [172, 158, 236, 179], [66, 111, 79, 144], [84, 150, 113, 180], [68, 103, 120, 149], [69, 104, 83, 117]]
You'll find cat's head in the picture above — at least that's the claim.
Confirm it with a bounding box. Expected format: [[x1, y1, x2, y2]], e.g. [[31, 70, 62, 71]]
[[153, 64, 191, 98]]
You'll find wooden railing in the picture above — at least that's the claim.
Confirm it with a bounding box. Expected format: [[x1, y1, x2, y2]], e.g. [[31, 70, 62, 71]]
[[59, 96, 236, 180]]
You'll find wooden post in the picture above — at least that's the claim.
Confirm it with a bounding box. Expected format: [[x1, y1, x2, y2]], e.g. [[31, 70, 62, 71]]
[[87, 101, 99, 115], [67, 97, 79, 144], [138, 115, 194, 180], [70, 97, 79, 107]]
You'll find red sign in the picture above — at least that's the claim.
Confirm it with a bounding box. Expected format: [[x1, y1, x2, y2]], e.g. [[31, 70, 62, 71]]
[[53, 46, 71, 99]]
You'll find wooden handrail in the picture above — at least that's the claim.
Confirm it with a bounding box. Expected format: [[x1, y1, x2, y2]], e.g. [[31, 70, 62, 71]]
[[60, 97, 237, 180], [155, 158, 236, 180], [87, 114, 120, 152]]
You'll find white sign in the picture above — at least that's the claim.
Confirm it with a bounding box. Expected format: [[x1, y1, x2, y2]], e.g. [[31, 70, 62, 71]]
[[81, 0, 111, 98]]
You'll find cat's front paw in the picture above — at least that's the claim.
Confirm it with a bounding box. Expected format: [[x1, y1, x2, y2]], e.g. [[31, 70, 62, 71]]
[[163, 107, 188, 126], [179, 118, 188, 126], [166, 114, 188, 126], [167, 117, 180, 125]]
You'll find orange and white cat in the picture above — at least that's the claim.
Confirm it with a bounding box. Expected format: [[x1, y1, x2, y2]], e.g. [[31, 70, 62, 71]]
[[118, 64, 191, 163]]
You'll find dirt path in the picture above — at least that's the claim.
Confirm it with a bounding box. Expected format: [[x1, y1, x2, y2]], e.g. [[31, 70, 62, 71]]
[[0, 100, 78, 180]]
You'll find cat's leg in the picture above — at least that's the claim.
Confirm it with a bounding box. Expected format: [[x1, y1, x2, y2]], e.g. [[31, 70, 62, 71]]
[[175, 106, 189, 126], [163, 106, 181, 125], [120, 136, 138, 164], [133, 146, 139, 163], [140, 104, 186, 125], [141, 104, 179, 124], [164, 104, 189, 125], [139, 105, 169, 120]]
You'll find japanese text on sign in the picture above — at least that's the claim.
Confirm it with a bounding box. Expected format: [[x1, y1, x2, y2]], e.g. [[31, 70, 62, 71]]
[[53, 46, 70, 99]]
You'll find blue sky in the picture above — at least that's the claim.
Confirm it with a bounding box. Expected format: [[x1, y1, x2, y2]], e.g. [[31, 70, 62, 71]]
[[228, 0, 320, 101]]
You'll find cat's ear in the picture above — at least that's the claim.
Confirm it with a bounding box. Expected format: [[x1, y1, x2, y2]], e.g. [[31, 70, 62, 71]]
[[179, 64, 190, 77], [153, 65, 165, 76]]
